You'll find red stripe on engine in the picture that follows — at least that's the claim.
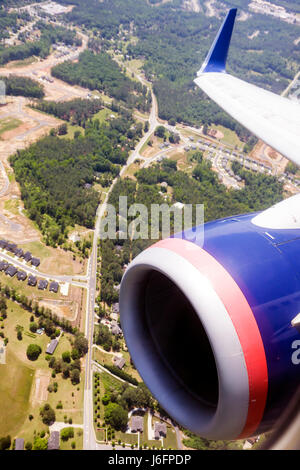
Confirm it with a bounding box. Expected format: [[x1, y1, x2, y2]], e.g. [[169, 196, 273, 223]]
[[152, 238, 268, 438]]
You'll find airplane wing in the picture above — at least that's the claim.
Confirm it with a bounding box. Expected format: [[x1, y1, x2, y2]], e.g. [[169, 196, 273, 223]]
[[194, 8, 300, 167]]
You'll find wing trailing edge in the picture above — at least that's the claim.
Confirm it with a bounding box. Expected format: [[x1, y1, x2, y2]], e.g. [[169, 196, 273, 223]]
[[195, 9, 300, 167]]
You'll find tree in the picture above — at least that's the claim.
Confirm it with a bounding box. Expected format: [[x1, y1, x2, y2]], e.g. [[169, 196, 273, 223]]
[[62, 351, 71, 363], [70, 368, 80, 385], [30, 322, 38, 333], [26, 344, 42, 361], [0, 435, 11, 450], [40, 403, 56, 425], [33, 437, 48, 451], [58, 123, 68, 136], [74, 334, 88, 357], [104, 403, 128, 431], [61, 427, 74, 441], [154, 125, 166, 139]]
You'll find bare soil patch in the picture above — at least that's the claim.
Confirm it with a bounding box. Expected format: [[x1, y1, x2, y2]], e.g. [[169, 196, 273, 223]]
[[31, 369, 51, 406]]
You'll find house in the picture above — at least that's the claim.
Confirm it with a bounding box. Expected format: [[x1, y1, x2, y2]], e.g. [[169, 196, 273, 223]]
[[5, 265, 17, 277], [0, 261, 8, 272], [46, 339, 58, 355], [131, 416, 144, 433], [28, 275, 37, 287], [113, 356, 125, 370], [15, 248, 24, 258], [0, 239, 7, 249], [38, 280, 48, 291], [112, 303, 119, 314], [111, 321, 122, 336], [7, 243, 17, 254], [48, 431, 60, 450], [154, 422, 167, 439], [31, 257, 40, 268], [15, 438, 24, 451], [110, 312, 119, 322], [17, 271, 27, 281], [49, 281, 59, 293], [23, 252, 32, 263]]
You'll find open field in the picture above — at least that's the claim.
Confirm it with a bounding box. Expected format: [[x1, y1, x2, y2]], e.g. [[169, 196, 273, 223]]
[[19, 241, 87, 276], [5, 57, 38, 69], [60, 428, 84, 450], [0, 300, 84, 443], [211, 124, 244, 150], [0, 271, 84, 324], [140, 135, 165, 158], [0, 348, 34, 437], [121, 161, 142, 180], [0, 118, 23, 139]]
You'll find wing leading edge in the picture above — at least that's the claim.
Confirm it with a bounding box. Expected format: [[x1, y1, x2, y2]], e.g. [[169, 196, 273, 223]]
[[194, 9, 300, 167]]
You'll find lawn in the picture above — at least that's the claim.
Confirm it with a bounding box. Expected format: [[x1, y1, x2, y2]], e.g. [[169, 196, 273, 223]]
[[0, 300, 85, 445], [3, 301, 74, 369], [0, 118, 22, 138], [121, 162, 141, 180], [60, 124, 84, 140], [93, 346, 113, 367], [60, 428, 83, 450], [19, 240, 86, 276], [93, 108, 118, 124], [211, 124, 245, 150], [4, 198, 20, 216], [0, 348, 34, 437]]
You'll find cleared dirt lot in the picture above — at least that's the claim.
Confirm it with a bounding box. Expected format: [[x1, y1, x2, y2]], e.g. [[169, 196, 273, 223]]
[[31, 369, 51, 406]]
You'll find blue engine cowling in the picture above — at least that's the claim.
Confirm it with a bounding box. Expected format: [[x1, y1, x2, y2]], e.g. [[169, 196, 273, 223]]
[[119, 206, 300, 440]]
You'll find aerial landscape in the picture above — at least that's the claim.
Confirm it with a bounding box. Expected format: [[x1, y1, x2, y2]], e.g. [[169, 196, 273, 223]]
[[0, 0, 299, 453]]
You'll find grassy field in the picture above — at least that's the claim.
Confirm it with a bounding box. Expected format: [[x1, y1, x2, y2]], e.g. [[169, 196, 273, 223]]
[[0, 118, 22, 138], [4, 198, 20, 216], [93, 108, 118, 124], [19, 240, 86, 276], [0, 348, 34, 437], [211, 124, 245, 150], [0, 300, 84, 445], [61, 124, 84, 140], [60, 428, 83, 450], [7, 56, 38, 68], [121, 162, 141, 180]]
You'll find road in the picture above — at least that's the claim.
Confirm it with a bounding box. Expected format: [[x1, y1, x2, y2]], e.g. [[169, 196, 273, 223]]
[[82, 92, 160, 447]]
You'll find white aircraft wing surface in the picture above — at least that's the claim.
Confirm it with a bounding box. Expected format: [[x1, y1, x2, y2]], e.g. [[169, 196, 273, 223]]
[[194, 9, 300, 166]]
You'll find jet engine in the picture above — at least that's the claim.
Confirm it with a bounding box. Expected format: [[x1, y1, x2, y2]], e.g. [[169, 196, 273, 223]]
[[120, 195, 300, 440]]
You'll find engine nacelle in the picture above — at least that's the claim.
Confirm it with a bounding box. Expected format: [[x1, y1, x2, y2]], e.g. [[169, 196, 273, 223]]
[[120, 196, 300, 440]]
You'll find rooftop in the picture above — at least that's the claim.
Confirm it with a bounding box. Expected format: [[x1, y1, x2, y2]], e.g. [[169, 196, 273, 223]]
[[47, 431, 60, 450], [15, 438, 24, 451], [46, 339, 58, 355]]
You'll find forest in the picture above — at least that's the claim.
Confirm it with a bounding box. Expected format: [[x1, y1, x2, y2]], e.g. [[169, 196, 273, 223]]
[[97, 155, 285, 306], [51, 50, 151, 112], [58, 0, 299, 129], [9, 114, 137, 246], [0, 75, 45, 98], [33, 98, 103, 126]]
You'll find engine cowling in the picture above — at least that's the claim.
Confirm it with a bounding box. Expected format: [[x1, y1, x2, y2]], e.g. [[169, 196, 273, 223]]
[[119, 197, 300, 440]]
